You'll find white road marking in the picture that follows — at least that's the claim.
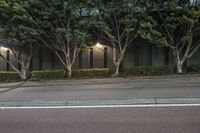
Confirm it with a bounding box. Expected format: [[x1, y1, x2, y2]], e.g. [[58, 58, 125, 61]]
[[1, 104, 200, 110]]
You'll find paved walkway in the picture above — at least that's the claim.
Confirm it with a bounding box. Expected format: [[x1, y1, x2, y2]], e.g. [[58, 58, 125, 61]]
[[0, 75, 200, 107]]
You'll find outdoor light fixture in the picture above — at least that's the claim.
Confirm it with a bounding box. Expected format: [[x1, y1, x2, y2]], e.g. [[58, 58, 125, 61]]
[[95, 42, 103, 49], [0, 46, 9, 51]]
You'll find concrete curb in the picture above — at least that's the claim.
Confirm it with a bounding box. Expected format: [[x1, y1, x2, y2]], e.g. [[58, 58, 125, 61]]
[[0, 98, 200, 107]]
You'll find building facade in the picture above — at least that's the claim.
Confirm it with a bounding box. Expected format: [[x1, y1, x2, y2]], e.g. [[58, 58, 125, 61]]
[[0, 40, 200, 71]]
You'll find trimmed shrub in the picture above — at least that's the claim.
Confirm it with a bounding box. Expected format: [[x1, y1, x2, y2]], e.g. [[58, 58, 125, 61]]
[[0, 72, 21, 82], [187, 64, 200, 73], [31, 66, 175, 80], [32, 70, 65, 80], [31, 69, 112, 80], [72, 68, 112, 79], [123, 65, 174, 76]]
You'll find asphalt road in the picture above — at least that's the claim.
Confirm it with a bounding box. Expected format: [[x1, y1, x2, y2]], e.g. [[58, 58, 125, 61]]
[[0, 106, 200, 133], [0, 75, 200, 102]]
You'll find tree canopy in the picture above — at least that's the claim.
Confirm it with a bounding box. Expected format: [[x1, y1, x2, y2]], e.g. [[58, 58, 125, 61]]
[[146, 0, 200, 73], [88, 0, 160, 75], [28, 0, 91, 77], [0, 0, 40, 80], [0, 0, 199, 78]]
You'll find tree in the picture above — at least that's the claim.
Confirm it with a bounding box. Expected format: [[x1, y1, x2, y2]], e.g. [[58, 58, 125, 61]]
[[32, 0, 90, 78], [147, 0, 200, 73], [0, 0, 40, 80], [90, 0, 158, 76]]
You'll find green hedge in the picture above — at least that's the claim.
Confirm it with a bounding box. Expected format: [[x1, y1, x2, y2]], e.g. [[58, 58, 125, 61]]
[[0, 72, 21, 82], [187, 64, 200, 73], [31, 69, 112, 80], [123, 65, 174, 76], [31, 70, 65, 80], [31, 66, 174, 80], [72, 68, 112, 79], [0, 65, 198, 81]]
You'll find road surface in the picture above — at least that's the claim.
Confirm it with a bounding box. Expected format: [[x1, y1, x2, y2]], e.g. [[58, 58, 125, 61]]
[[0, 106, 200, 133]]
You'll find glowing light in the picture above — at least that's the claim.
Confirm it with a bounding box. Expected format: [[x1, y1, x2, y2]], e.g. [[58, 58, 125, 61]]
[[0, 46, 9, 51], [95, 42, 103, 49]]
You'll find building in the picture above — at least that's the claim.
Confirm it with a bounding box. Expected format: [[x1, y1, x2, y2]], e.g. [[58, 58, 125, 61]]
[[0, 40, 200, 72]]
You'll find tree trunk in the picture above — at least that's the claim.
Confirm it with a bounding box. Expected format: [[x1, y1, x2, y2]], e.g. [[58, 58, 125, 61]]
[[64, 66, 72, 78], [68, 68, 72, 78], [20, 68, 30, 80], [176, 60, 183, 74], [115, 63, 120, 76], [112, 48, 124, 77]]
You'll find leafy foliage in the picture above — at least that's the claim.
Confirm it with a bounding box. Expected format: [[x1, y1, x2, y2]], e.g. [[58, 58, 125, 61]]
[[123, 65, 175, 76], [146, 0, 200, 73], [0, 0, 40, 47], [32, 70, 65, 80], [0, 0, 40, 80], [0, 72, 21, 82], [89, 0, 161, 75], [28, 0, 92, 77]]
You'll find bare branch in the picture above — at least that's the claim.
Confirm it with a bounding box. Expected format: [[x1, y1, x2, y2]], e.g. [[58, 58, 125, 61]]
[[188, 42, 200, 58]]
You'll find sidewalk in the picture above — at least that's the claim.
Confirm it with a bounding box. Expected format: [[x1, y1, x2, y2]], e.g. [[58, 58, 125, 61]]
[[0, 82, 25, 93], [0, 75, 200, 107]]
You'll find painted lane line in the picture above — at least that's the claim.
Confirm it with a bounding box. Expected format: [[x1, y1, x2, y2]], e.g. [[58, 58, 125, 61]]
[[1, 104, 200, 110]]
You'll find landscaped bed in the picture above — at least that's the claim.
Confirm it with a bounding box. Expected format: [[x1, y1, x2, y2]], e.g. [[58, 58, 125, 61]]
[[0, 65, 199, 82]]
